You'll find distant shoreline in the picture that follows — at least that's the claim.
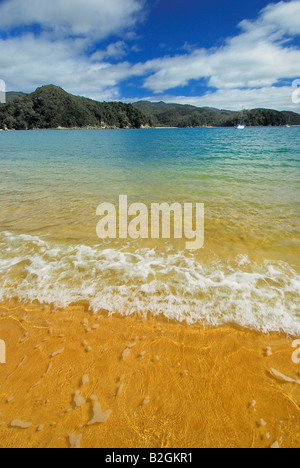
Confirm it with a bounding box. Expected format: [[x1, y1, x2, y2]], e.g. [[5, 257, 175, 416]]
[[1, 125, 300, 132], [2, 85, 300, 130]]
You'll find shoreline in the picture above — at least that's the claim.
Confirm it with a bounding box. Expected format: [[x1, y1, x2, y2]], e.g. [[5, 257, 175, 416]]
[[0, 301, 299, 448], [1, 125, 300, 132]]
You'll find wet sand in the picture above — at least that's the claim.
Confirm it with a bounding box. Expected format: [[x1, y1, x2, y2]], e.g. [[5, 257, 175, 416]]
[[0, 301, 299, 448]]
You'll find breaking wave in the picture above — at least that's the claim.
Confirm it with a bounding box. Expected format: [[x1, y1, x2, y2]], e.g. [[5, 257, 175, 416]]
[[0, 231, 299, 335]]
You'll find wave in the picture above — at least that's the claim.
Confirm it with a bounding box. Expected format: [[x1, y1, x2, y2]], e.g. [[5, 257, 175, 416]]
[[0, 231, 299, 335]]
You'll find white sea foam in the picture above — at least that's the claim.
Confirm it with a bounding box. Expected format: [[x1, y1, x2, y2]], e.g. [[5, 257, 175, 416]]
[[0, 231, 299, 335]]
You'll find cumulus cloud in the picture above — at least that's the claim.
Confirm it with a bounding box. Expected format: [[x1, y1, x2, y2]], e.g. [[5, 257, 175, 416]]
[[91, 42, 128, 62], [0, 0, 299, 110], [142, 1, 300, 93], [240, 0, 300, 37], [138, 86, 297, 111], [0, 0, 146, 99], [0, 33, 140, 100], [0, 0, 146, 40]]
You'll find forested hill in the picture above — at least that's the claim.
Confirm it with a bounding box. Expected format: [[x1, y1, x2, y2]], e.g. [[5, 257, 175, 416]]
[[0, 85, 151, 130], [1, 86, 299, 129], [133, 101, 300, 127]]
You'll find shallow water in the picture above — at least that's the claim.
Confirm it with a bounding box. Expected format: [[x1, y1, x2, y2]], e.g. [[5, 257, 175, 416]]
[[0, 128, 299, 334]]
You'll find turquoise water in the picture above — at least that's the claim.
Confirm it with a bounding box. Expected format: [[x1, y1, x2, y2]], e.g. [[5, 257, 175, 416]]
[[0, 128, 299, 334]]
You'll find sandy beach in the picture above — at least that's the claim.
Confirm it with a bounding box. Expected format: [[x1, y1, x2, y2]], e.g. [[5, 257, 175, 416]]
[[1, 0, 300, 452], [0, 301, 299, 448], [0, 126, 299, 449]]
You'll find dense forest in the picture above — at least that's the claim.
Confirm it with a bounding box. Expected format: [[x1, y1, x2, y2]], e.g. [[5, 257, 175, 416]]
[[1, 85, 299, 130], [0, 85, 151, 130], [133, 101, 300, 127]]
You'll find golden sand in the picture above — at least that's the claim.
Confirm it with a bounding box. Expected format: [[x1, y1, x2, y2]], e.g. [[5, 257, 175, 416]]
[[0, 301, 299, 448]]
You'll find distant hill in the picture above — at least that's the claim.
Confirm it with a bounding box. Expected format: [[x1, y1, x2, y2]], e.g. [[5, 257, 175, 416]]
[[6, 91, 27, 103], [1, 87, 299, 130], [0, 85, 151, 130], [133, 101, 300, 127]]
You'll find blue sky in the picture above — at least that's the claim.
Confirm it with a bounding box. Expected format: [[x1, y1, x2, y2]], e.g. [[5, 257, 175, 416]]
[[0, 0, 300, 110]]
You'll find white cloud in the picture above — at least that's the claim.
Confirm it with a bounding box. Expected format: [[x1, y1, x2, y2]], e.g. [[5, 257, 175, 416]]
[[91, 42, 128, 62], [142, 1, 300, 93], [0, 0, 299, 110], [0, 0, 146, 100], [0, 33, 138, 100], [0, 0, 146, 40], [240, 0, 300, 37], [140, 86, 299, 112]]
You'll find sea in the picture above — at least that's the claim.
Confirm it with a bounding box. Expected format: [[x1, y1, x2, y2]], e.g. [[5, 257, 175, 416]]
[[0, 127, 299, 335]]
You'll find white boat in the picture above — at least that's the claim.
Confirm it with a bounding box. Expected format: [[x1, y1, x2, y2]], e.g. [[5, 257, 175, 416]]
[[235, 108, 245, 129], [285, 116, 291, 127]]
